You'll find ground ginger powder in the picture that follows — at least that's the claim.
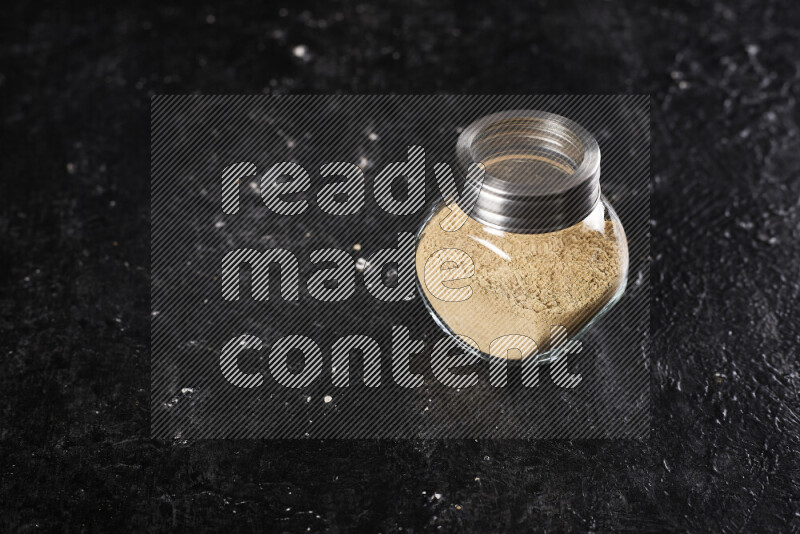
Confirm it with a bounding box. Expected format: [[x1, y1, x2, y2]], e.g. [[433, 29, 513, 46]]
[[416, 203, 626, 360]]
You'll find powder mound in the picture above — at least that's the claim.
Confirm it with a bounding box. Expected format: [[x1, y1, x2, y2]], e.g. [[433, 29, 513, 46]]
[[416, 203, 626, 359]]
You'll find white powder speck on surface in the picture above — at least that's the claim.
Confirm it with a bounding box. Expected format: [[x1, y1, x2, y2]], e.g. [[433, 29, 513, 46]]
[[292, 45, 309, 59]]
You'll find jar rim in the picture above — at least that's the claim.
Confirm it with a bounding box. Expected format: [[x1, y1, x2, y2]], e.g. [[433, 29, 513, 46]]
[[456, 110, 601, 233]]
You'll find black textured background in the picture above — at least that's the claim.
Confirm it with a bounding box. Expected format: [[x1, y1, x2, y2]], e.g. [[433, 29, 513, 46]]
[[2, 1, 799, 531]]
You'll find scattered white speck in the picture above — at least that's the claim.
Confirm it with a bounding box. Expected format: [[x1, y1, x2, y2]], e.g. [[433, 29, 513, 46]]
[[758, 233, 779, 245], [746, 44, 760, 56], [109, 200, 116, 207], [474, 476, 480, 482], [181, 388, 194, 395], [358, 156, 368, 168], [434, 493, 442, 500], [292, 45, 309, 59], [323, 395, 332, 403], [214, 221, 225, 228], [287, 139, 296, 148], [151, 310, 160, 317], [368, 132, 379, 141], [306, 396, 312, 403], [66, 163, 76, 174], [355, 258, 368, 272], [678, 81, 689, 90], [353, 243, 362, 251]]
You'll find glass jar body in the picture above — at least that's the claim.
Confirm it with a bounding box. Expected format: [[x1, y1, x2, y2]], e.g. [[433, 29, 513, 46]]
[[415, 197, 628, 361]]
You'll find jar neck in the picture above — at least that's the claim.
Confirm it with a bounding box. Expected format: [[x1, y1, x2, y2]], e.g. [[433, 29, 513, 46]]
[[457, 110, 601, 234]]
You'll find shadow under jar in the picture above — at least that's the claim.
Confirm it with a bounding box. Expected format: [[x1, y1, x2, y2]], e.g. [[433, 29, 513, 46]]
[[415, 110, 629, 361]]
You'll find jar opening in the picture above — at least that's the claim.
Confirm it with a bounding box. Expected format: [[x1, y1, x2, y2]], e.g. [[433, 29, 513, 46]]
[[474, 118, 584, 183], [457, 110, 601, 234]]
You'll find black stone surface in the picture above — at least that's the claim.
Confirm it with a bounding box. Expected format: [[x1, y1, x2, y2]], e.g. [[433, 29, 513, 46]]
[[2, 0, 799, 531]]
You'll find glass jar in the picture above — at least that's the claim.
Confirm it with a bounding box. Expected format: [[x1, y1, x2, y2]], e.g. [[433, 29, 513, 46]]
[[415, 110, 628, 361]]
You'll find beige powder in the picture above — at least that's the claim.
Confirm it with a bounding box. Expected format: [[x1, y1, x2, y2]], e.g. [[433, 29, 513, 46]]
[[416, 203, 626, 360]]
